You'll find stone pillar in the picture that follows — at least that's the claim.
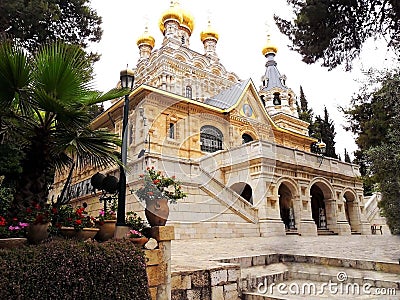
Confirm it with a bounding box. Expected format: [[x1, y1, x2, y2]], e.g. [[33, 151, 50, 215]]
[[146, 226, 174, 300], [298, 190, 317, 236], [324, 199, 338, 233], [259, 190, 286, 236], [335, 199, 351, 235]]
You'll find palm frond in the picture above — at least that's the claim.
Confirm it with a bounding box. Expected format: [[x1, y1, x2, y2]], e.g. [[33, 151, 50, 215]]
[[0, 39, 32, 110]]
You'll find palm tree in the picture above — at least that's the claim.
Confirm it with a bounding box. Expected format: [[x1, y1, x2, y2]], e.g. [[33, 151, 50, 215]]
[[0, 40, 128, 213]]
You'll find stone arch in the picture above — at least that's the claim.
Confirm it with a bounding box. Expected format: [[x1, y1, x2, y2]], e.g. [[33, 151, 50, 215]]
[[230, 182, 253, 204], [309, 178, 335, 230], [276, 178, 299, 230], [343, 189, 361, 232]]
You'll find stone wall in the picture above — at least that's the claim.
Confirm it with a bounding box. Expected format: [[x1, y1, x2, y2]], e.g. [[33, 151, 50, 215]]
[[171, 265, 241, 300]]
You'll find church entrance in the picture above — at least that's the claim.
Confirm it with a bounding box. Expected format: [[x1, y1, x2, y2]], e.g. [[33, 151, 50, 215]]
[[278, 183, 296, 230], [310, 184, 327, 229], [230, 182, 253, 204]]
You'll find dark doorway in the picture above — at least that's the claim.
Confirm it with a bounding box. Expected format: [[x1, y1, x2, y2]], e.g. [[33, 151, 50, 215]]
[[310, 184, 327, 229], [278, 183, 296, 229]]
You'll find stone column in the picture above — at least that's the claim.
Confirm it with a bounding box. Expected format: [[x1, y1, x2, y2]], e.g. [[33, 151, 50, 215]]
[[335, 198, 351, 235], [299, 188, 317, 236], [324, 198, 338, 233], [258, 184, 286, 236], [146, 226, 174, 300]]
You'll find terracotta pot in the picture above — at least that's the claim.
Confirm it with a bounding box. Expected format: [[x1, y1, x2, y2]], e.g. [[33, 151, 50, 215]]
[[60, 227, 99, 241], [0, 238, 27, 249], [27, 223, 50, 244], [60, 226, 77, 238], [95, 220, 117, 242], [145, 198, 169, 226], [129, 237, 149, 247], [75, 228, 99, 241]]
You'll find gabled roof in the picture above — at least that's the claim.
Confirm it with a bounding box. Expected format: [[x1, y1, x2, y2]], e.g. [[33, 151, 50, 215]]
[[204, 79, 251, 109], [93, 82, 315, 142]]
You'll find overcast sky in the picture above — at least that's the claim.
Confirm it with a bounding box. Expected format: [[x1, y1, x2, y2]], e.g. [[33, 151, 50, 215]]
[[88, 0, 396, 159]]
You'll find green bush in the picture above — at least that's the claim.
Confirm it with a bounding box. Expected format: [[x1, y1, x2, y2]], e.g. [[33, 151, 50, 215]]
[[0, 239, 150, 299]]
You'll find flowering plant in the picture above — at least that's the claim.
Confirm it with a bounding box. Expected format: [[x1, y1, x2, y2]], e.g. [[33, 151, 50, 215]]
[[126, 229, 143, 238], [0, 183, 29, 238], [135, 167, 186, 204], [24, 202, 55, 225], [55, 203, 95, 231], [0, 216, 29, 238], [95, 208, 116, 226], [125, 211, 146, 233]]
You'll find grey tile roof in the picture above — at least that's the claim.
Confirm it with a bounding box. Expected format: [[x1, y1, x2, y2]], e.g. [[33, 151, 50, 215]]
[[261, 54, 287, 91], [204, 79, 251, 109]]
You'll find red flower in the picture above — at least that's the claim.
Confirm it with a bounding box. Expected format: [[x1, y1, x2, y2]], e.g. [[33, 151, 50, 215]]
[[75, 219, 82, 225], [52, 207, 58, 214], [26, 208, 32, 213], [0, 216, 6, 226], [148, 192, 154, 196]]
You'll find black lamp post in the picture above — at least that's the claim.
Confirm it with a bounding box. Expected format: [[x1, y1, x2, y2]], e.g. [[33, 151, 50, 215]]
[[117, 68, 135, 226], [316, 140, 326, 166]]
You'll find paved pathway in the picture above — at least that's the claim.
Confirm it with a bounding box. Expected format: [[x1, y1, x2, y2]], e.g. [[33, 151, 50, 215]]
[[171, 235, 400, 272]]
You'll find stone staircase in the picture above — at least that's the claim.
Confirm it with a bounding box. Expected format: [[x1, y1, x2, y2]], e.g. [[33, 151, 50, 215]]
[[195, 167, 259, 223], [233, 254, 400, 299]]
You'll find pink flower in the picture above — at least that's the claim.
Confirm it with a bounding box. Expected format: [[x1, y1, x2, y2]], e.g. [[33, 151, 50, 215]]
[[18, 222, 29, 228], [9, 226, 20, 231], [99, 210, 105, 216]]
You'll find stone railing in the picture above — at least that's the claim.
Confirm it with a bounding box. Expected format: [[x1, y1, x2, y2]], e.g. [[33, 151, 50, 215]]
[[199, 140, 360, 179], [197, 166, 258, 223]]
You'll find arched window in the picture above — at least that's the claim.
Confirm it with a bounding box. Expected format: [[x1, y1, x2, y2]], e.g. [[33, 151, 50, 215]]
[[242, 133, 253, 144], [200, 125, 223, 152], [273, 92, 281, 105], [185, 86, 192, 99]]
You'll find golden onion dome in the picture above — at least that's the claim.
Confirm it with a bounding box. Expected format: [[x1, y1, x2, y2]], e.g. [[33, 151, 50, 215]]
[[181, 9, 195, 34], [200, 20, 219, 43], [262, 35, 278, 56], [159, 1, 183, 33], [136, 27, 155, 49]]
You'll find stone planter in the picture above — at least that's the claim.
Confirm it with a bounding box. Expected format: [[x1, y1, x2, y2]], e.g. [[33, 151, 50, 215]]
[[27, 223, 50, 244], [0, 238, 27, 249], [95, 220, 117, 242]]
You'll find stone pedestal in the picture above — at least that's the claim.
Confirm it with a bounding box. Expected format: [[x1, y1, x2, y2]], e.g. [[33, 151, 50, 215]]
[[146, 226, 174, 300]]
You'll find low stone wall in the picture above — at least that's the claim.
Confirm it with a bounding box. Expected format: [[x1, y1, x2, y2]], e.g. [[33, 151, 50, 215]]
[[171, 265, 241, 300]]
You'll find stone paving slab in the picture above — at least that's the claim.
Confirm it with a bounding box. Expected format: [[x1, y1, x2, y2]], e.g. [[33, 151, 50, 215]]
[[171, 235, 400, 272]]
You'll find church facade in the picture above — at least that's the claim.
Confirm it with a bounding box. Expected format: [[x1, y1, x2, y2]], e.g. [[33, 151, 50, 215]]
[[52, 1, 374, 239]]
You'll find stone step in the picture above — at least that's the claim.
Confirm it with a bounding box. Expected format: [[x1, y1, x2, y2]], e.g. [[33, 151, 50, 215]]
[[317, 229, 338, 235], [242, 279, 399, 299], [285, 229, 300, 236], [241, 262, 400, 299], [351, 231, 362, 235], [288, 262, 400, 289]]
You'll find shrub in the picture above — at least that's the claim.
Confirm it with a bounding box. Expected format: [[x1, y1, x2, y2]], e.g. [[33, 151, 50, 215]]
[[0, 239, 150, 299]]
